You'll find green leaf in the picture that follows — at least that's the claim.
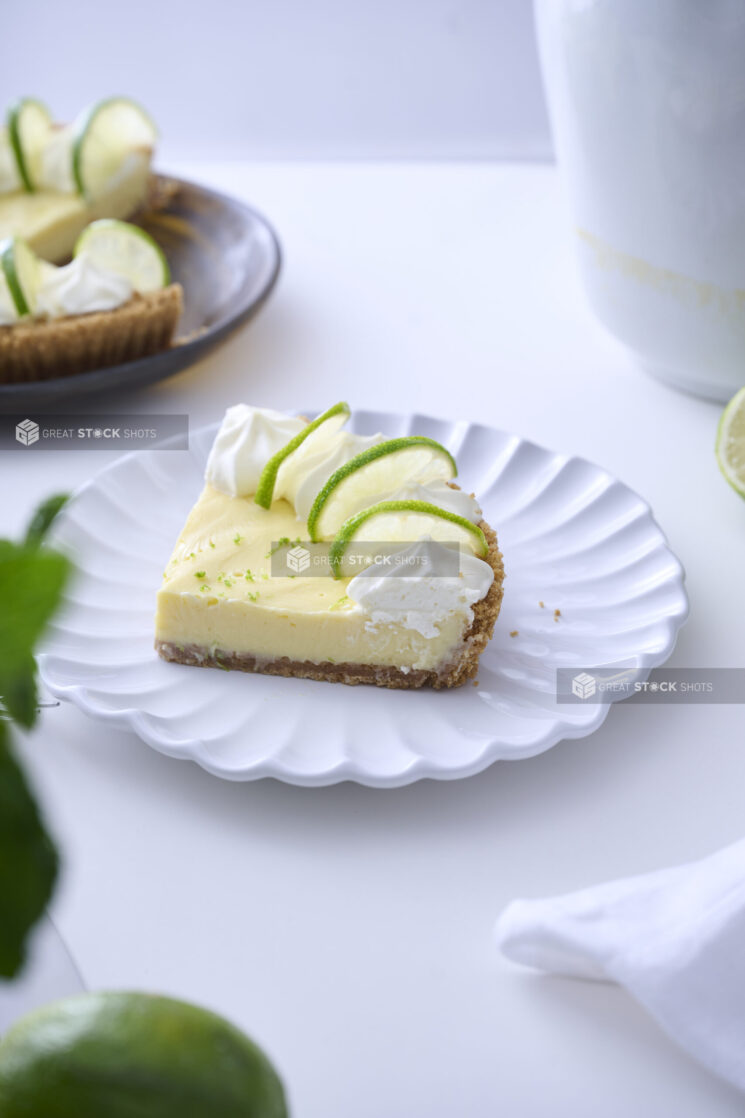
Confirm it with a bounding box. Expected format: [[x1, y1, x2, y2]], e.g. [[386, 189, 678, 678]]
[[0, 720, 59, 978], [24, 493, 69, 548], [0, 540, 70, 727], [0, 498, 70, 980]]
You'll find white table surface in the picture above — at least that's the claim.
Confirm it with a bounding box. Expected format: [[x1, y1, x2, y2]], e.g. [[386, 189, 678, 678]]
[[6, 162, 745, 1117]]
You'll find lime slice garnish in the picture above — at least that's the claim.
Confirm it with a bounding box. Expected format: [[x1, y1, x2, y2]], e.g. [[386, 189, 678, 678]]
[[254, 402, 351, 509], [0, 129, 22, 192], [329, 499, 487, 577], [74, 219, 169, 292], [307, 437, 457, 541], [6, 98, 53, 192], [716, 386, 745, 499], [0, 236, 41, 316], [72, 97, 156, 199], [0, 266, 18, 323]]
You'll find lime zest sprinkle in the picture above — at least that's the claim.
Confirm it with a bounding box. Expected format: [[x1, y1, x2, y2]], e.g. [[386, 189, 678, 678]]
[[266, 535, 303, 558], [194, 570, 206, 579]]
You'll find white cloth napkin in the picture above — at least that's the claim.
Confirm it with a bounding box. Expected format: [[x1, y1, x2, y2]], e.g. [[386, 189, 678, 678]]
[[495, 838, 745, 1092]]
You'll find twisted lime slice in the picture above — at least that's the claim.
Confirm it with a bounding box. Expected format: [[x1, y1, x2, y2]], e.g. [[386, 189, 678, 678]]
[[254, 401, 350, 509], [0, 237, 41, 316], [72, 97, 156, 199], [74, 219, 169, 291], [7, 98, 52, 192], [308, 437, 456, 541], [329, 499, 487, 577]]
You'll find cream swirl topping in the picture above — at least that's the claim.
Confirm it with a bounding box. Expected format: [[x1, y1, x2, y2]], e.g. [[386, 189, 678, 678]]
[[35, 256, 133, 319], [362, 479, 482, 524], [205, 405, 305, 498], [347, 538, 493, 638]]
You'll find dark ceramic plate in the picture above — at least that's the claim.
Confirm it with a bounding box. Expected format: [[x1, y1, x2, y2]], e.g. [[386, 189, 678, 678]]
[[0, 176, 281, 409]]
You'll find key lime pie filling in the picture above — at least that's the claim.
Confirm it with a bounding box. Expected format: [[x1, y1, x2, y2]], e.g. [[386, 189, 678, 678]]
[[155, 404, 504, 688]]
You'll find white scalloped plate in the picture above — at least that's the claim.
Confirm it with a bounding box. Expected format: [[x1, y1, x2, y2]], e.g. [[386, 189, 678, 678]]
[[38, 411, 688, 787]]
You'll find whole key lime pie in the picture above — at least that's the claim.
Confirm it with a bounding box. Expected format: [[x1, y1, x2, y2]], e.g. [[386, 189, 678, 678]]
[[0, 96, 181, 381], [155, 404, 504, 688]]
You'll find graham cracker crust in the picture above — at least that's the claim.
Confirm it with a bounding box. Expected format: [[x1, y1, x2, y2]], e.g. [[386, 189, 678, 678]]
[[156, 514, 505, 690], [0, 284, 183, 383]]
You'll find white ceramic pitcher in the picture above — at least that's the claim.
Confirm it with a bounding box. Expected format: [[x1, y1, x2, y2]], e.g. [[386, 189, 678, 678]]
[[535, 0, 745, 401]]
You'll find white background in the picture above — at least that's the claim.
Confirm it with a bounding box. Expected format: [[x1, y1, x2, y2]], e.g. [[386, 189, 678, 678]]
[[2, 0, 551, 160]]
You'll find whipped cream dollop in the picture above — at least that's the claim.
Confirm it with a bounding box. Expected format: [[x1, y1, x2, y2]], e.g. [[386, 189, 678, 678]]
[[347, 539, 493, 638], [206, 405, 305, 497], [369, 479, 481, 524], [35, 256, 133, 319]]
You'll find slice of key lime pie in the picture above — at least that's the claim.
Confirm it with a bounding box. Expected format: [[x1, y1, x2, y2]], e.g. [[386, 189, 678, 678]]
[[155, 404, 504, 688]]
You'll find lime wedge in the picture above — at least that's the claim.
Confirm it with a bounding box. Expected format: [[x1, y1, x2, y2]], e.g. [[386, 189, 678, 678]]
[[0, 236, 41, 316], [72, 97, 156, 199], [74, 219, 169, 291], [254, 402, 351, 509], [716, 386, 745, 499], [307, 437, 456, 541], [329, 499, 487, 577], [7, 98, 53, 192]]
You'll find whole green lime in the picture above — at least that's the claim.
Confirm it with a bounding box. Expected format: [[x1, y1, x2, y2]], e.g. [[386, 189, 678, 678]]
[[0, 991, 288, 1117]]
